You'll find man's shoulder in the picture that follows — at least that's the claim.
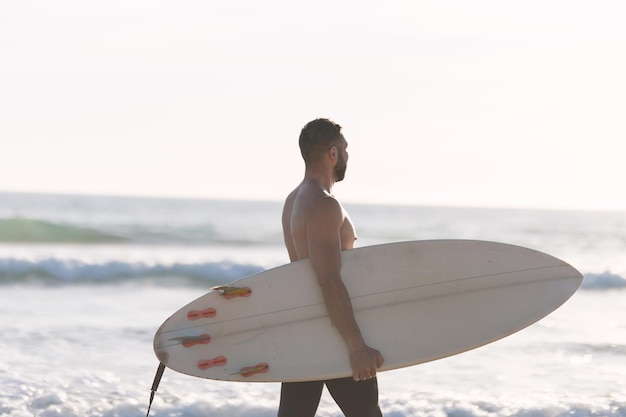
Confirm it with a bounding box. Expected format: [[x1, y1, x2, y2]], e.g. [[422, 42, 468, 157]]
[[306, 193, 344, 225], [286, 183, 342, 217]]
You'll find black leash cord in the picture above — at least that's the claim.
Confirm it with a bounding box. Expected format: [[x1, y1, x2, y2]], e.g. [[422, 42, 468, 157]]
[[146, 362, 166, 417]]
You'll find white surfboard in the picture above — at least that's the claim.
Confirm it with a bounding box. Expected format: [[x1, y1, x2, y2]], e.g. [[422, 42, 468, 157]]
[[153, 240, 583, 382]]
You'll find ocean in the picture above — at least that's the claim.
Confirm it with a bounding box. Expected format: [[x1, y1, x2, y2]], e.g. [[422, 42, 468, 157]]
[[0, 191, 625, 417]]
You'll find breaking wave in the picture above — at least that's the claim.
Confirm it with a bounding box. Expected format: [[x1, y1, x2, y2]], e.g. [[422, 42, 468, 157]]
[[0, 256, 265, 285], [0, 217, 126, 243]]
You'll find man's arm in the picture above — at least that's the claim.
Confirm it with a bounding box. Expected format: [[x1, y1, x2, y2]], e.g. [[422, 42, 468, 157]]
[[307, 197, 384, 381]]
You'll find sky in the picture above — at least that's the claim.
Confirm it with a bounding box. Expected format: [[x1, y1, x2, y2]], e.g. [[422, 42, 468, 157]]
[[1, 0, 625, 211]]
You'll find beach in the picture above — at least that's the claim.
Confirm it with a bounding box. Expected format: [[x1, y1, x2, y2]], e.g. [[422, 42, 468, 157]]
[[1, 192, 625, 417]]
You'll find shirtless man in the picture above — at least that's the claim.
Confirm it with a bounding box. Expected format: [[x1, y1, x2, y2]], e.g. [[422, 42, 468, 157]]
[[278, 119, 384, 417]]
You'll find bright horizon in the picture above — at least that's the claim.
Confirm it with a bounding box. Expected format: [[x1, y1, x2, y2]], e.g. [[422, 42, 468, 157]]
[[2, 1, 625, 212]]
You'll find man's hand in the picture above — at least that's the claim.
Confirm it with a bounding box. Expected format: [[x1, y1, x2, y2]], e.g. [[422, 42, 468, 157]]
[[349, 345, 385, 381]]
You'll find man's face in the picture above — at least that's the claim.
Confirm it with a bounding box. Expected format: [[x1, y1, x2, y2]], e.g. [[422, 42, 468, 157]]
[[334, 139, 348, 182]]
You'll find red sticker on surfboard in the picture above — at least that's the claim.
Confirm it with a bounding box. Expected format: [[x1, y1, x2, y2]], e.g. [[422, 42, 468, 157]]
[[198, 356, 228, 370], [186, 308, 217, 320]]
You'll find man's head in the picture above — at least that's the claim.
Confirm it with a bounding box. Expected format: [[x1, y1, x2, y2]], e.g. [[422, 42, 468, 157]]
[[299, 118, 348, 181]]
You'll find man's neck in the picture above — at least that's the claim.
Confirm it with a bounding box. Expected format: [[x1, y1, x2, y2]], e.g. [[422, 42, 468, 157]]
[[303, 169, 335, 193]]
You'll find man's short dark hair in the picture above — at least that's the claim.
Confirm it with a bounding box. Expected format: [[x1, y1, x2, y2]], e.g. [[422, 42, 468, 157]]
[[299, 118, 343, 165]]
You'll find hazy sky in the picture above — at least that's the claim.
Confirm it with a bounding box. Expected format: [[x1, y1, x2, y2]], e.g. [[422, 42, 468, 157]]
[[2, 0, 625, 211]]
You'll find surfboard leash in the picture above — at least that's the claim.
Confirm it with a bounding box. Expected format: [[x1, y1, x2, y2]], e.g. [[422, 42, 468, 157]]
[[145, 362, 166, 417]]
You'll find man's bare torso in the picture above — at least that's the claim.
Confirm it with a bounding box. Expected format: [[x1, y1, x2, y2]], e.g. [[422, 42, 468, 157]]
[[282, 180, 356, 262]]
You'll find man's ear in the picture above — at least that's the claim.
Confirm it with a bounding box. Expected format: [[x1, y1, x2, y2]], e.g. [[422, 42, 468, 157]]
[[329, 146, 338, 161]]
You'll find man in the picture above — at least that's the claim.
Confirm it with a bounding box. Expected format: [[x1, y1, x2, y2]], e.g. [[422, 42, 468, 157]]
[[279, 118, 385, 417]]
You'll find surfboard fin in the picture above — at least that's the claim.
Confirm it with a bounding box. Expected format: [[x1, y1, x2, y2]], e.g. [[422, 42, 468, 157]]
[[231, 362, 269, 377], [211, 285, 252, 299], [169, 334, 211, 348]]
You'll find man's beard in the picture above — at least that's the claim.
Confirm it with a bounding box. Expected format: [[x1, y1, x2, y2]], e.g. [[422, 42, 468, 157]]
[[334, 152, 347, 182]]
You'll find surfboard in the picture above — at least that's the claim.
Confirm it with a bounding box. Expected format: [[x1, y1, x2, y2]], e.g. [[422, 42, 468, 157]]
[[153, 240, 583, 382]]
